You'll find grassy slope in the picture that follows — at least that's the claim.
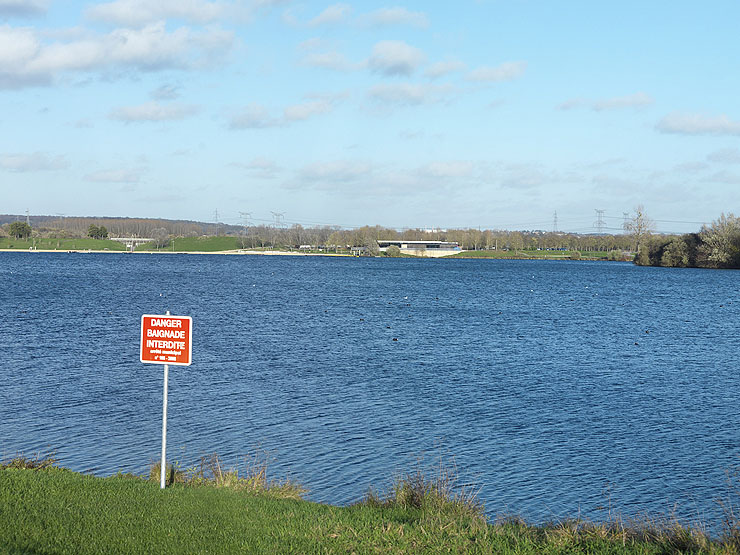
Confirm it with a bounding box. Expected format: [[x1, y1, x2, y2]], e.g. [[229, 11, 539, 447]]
[[0, 237, 127, 251], [0, 469, 725, 554], [136, 236, 242, 252]]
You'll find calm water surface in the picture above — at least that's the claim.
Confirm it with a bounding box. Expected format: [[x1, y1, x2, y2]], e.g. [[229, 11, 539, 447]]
[[1, 253, 738, 527]]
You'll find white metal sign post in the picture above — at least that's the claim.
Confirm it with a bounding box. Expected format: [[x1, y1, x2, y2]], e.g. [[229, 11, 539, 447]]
[[140, 311, 193, 489], [161, 360, 169, 489]]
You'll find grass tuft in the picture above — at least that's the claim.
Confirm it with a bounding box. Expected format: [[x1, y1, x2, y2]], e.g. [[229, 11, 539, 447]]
[[148, 451, 307, 500], [0, 451, 58, 470], [359, 455, 485, 527], [719, 465, 740, 551]]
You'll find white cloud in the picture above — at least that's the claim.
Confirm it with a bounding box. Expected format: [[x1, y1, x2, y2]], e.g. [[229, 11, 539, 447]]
[[368, 83, 453, 106], [150, 83, 181, 100], [84, 169, 141, 183], [674, 161, 709, 173], [707, 147, 740, 164], [301, 51, 355, 71], [283, 99, 333, 121], [0, 151, 68, 172], [0, 0, 48, 17], [556, 98, 589, 110], [419, 161, 474, 179], [109, 101, 199, 122], [593, 92, 653, 111], [228, 104, 279, 129], [591, 174, 641, 195], [656, 113, 740, 136], [706, 170, 740, 184], [0, 22, 234, 89], [231, 156, 280, 178], [360, 7, 429, 28], [297, 37, 327, 51], [230, 95, 338, 129], [467, 61, 526, 82], [424, 59, 465, 79], [300, 160, 372, 184], [86, 0, 226, 27], [558, 92, 653, 111], [307, 3, 351, 26], [500, 164, 549, 189], [368, 40, 425, 76]]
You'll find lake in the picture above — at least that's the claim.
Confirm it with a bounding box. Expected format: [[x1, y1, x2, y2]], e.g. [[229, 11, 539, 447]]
[[1, 252, 738, 528]]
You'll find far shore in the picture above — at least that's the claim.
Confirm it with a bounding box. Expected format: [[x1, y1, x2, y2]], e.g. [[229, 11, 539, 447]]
[[0, 248, 613, 260], [0, 248, 351, 256]]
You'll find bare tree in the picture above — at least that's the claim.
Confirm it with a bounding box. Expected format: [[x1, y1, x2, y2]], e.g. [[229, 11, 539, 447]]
[[624, 205, 654, 264], [152, 228, 170, 248]]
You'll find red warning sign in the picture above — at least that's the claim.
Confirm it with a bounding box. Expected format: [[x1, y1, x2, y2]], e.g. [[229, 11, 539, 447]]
[[140, 314, 192, 366]]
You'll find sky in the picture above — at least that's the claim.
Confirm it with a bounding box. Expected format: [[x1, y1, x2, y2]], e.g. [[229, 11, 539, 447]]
[[1, 0, 739, 234]]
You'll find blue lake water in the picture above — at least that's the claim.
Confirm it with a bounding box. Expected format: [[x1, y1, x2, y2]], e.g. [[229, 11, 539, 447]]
[[1, 252, 738, 528]]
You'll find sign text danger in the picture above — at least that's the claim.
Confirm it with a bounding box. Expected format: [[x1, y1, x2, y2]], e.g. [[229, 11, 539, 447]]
[[140, 315, 192, 366]]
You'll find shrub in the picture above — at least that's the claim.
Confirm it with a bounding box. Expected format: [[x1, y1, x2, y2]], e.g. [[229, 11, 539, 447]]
[[384, 245, 402, 257], [148, 452, 307, 499], [0, 451, 58, 470]]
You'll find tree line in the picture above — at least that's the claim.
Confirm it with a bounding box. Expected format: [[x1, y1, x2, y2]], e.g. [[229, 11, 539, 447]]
[[4, 210, 738, 269], [0, 215, 210, 238], [633, 212, 740, 269]]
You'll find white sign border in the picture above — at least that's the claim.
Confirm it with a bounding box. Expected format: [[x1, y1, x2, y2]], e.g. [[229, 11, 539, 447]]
[[140, 314, 193, 366]]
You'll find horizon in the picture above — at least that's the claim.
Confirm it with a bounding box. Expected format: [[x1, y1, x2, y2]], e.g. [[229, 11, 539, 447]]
[[2, 1, 738, 235], [2, 211, 709, 237]]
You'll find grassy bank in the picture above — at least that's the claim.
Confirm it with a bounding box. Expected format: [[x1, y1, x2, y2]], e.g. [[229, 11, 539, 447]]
[[136, 236, 242, 252], [0, 237, 126, 251], [2, 455, 738, 553]]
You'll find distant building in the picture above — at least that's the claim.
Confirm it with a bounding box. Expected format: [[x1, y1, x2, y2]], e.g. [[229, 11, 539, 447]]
[[377, 240, 461, 257]]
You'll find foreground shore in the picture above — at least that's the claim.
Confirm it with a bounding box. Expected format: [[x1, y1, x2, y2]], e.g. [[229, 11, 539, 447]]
[[1, 461, 736, 554]]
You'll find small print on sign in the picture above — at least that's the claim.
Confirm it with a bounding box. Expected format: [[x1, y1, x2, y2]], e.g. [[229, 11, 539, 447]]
[[140, 315, 192, 366]]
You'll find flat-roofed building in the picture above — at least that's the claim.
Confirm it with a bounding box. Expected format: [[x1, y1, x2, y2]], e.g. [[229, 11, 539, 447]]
[[377, 240, 461, 257]]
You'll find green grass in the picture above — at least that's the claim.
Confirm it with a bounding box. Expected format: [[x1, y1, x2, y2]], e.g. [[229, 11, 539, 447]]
[[136, 236, 243, 252], [2, 454, 739, 553], [0, 237, 127, 251]]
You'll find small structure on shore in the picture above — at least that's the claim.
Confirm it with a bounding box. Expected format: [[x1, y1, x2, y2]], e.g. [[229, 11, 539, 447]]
[[377, 240, 461, 257]]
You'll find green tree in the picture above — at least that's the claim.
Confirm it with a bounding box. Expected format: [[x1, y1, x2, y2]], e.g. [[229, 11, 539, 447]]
[[699, 213, 740, 268], [385, 245, 402, 257], [87, 224, 109, 240], [9, 221, 32, 239], [661, 237, 690, 267]]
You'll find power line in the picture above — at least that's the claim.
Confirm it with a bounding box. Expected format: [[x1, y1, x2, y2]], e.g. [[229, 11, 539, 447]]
[[593, 209, 606, 234], [270, 211, 285, 228], [211, 208, 708, 237]]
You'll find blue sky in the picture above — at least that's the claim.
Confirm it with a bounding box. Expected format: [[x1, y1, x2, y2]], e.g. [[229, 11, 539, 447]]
[[1, 0, 738, 233]]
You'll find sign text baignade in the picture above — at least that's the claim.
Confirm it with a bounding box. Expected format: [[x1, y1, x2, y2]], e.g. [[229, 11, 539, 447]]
[[140, 315, 192, 366]]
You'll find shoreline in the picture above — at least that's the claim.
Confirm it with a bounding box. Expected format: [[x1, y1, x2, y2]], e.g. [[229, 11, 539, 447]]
[[0, 248, 352, 257], [0, 248, 613, 260]]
